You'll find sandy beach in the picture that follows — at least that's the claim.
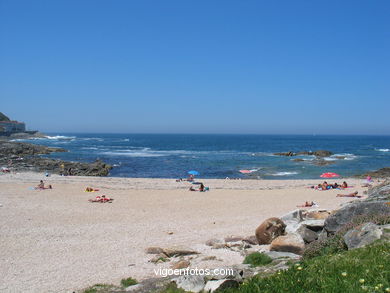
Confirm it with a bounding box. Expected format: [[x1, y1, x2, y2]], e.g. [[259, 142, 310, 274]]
[[0, 173, 368, 293]]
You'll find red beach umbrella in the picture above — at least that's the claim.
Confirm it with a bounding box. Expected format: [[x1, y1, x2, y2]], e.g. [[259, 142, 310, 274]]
[[320, 172, 340, 178]]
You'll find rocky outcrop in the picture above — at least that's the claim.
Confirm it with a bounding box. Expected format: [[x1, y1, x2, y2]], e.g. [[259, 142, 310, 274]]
[[0, 140, 112, 176], [359, 168, 390, 179], [273, 150, 333, 157], [255, 217, 286, 245], [343, 222, 383, 249], [324, 201, 390, 234]]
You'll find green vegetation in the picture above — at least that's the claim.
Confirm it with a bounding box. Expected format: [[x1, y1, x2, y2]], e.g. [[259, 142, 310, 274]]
[[120, 277, 138, 287], [223, 242, 390, 293], [303, 213, 390, 259], [82, 284, 118, 293], [243, 252, 273, 267]]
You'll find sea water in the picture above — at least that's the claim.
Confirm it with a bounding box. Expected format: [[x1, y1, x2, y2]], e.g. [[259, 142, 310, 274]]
[[15, 134, 390, 179]]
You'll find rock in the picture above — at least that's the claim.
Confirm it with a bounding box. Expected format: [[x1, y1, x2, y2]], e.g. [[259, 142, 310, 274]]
[[365, 180, 390, 201], [312, 150, 333, 157], [305, 210, 330, 220], [171, 260, 190, 269], [292, 158, 305, 162], [270, 233, 305, 255], [281, 209, 304, 223], [263, 251, 301, 260], [300, 219, 325, 231], [125, 284, 142, 291], [317, 230, 328, 242], [203, 279, 239, 292], [297, 225, 318, 243], [360, 168, 390, 179], [324, 201, 390, 233], [124, 277, 171, 293], [162, 246, 199, 257], [173, 275, 205, 293], [255, 217, 286, 245], [206, 239, 222, 246], [224, 236, 244, 242], [243, 235, 258, 245], [343, 222, 383, 249], [273, 151, 296, 156], [150, 254, 169, 264], [211, 243, 229, 249], [312, 159, 336, 166], [205, 267, 243, 281], [145, 247, 165, 254]]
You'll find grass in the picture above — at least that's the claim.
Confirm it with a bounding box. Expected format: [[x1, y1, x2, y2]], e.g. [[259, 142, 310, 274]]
[[120, 277, 138, 287], [243, 252, 273, 267], [82, 284, 118, 293], [222, 242, 390, 293], [159, 282, 187, 293]]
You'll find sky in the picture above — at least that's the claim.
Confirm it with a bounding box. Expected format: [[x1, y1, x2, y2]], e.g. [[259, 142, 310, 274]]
[[0, 0, 389, 134]]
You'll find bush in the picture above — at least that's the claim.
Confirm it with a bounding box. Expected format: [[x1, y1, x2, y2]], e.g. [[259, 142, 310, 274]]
[[223, 242, 390, 293], [303, 213, 390, 259], [243, 252, 273, 267], [120, 277, 138, 287]]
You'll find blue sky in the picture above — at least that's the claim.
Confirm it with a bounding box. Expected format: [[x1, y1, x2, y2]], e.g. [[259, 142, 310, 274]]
[[0, 0, 389, 134]]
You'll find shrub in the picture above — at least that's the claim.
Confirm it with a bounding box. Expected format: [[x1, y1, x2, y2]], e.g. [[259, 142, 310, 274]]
[[243, 252, 272, 267], [120, 277, 138, 287]]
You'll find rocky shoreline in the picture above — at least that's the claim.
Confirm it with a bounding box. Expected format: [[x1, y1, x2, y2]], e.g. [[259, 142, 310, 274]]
[[0, 137, 112, 176]]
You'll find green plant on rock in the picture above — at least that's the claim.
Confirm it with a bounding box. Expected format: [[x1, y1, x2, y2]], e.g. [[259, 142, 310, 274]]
[[120, 277, 138, 287], [243, 252, 273, 267]]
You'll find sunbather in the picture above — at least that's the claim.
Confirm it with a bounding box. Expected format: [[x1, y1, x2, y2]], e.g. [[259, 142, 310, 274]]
[[35, 180, 52, 190], [85, 187, 99, 192], [336, 191, 361, 198], [88, 195, 113, 203], [297, 201, 318, 207]]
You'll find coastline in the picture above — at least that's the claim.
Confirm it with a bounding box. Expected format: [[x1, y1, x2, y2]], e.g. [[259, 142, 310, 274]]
[[0, 173, 370, 293]]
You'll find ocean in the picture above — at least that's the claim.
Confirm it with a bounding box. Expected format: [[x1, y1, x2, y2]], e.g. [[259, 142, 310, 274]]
[[15, 134, 390, 179]]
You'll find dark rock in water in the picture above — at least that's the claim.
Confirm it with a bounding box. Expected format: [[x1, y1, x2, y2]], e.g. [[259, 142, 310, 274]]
[[0, 140, 112, 176], [312, 159, 336, 166], [292, 158, 305, 162], [359, 167, 390, 179], [274, 150, 333, 158], [324, 201, 390, 234], [274, 151, 296, 157], [312, 150, 333, 157]]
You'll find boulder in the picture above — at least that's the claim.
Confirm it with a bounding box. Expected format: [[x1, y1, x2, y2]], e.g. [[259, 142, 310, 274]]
[[281, 209, 304, 223], [270, 233, 305, 255], [204, 279, 239, 292], [163, 246, 199, 257], [312, 150, 333, 157], [173, 275, 205, 293], [273, 152, 296, 156], [300, 219, 325, 231], [255, 218, 286, 245], [171, 260, 190, 269], [305, 210, 331, 220], [343, 222, 383, 249], [297, 225, 318, 243], [324, 201, 390, 233]]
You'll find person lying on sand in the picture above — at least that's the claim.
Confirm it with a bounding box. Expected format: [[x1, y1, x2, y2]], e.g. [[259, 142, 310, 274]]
[[297, 201, 318, 208], [35, 180, 52, 190], [85, 187, 99, 192], [88, 195, 113, 203], [337, 191, 361, 198], [189, 183, 209, 192]]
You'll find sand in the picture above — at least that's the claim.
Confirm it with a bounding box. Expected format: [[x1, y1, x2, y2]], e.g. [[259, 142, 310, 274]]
[[0, 173, 367, 293]]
